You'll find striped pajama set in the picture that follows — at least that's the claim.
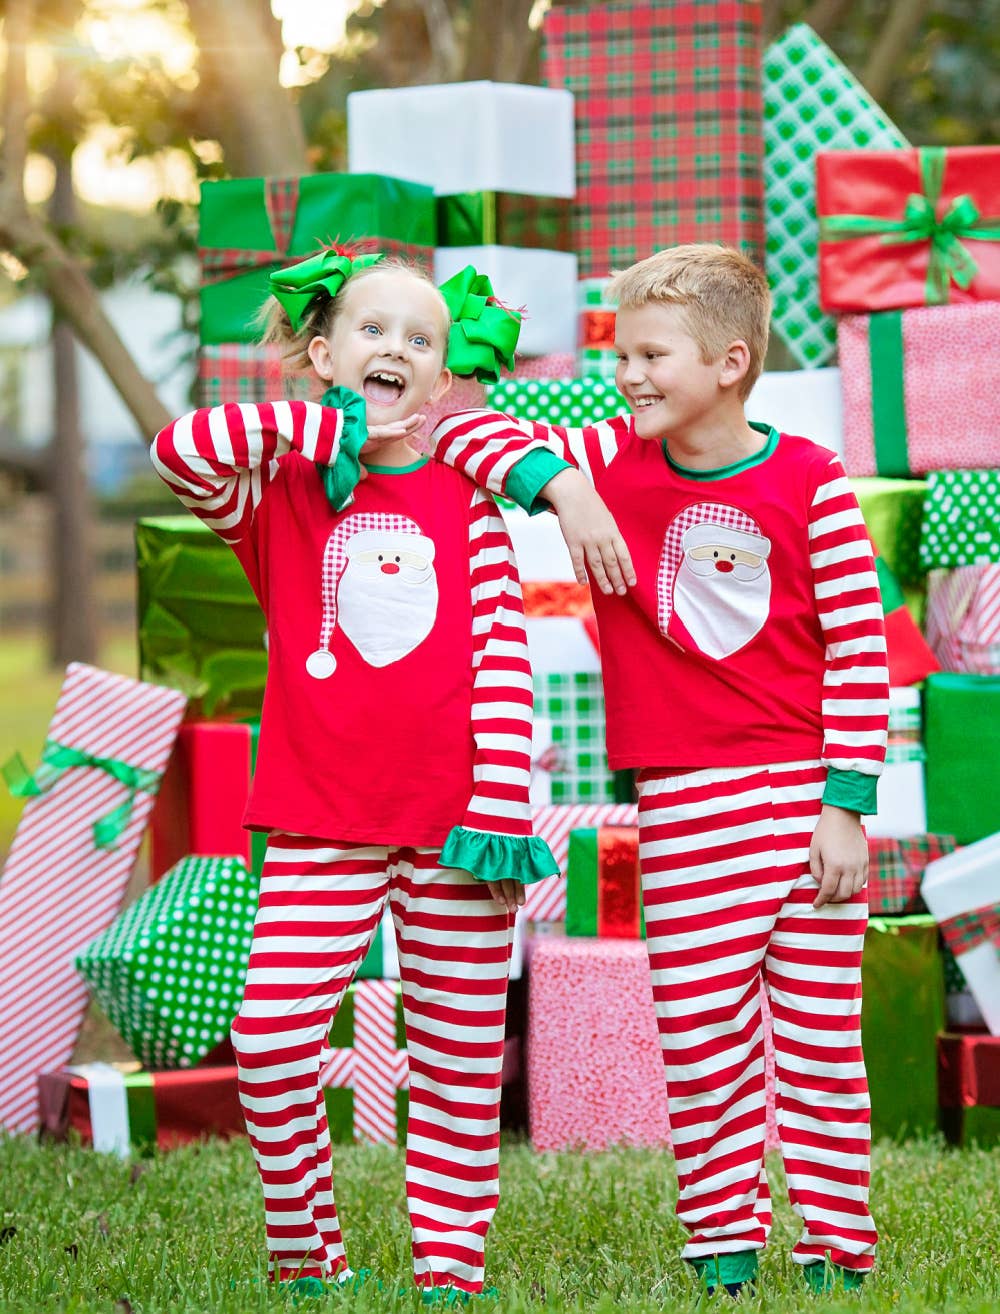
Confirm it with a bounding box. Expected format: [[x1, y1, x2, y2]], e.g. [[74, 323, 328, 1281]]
[[152, 399, 556, 1291], [430, 409, 889, 1276]]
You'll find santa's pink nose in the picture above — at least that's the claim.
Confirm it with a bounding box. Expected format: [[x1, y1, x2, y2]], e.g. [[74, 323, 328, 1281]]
[[381, 562, 400, 574], [715, 559, 735, 573]]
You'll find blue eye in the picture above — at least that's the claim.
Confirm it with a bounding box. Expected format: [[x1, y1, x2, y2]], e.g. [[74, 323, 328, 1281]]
[[362, 323, 381, 336], [411, 334, 429, 348]]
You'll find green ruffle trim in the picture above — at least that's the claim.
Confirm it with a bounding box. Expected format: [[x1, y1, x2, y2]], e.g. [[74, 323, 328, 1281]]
[[440, 826, 559, 885], [316, 385, 368, 512]]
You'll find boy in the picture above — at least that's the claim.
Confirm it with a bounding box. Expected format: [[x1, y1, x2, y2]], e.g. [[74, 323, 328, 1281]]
[[426, 245, 887, 1295]]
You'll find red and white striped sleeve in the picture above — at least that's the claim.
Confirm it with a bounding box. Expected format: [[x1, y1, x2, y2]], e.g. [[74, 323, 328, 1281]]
[[429, 409, 631, 505], [151, 401, 346, 543], [807, 455, 889, 810], [439, 488, 559, 884]]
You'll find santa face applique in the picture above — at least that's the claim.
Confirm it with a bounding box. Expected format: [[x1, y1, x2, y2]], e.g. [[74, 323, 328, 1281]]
[[657, 503, 772, 661], [306, 514, 439, 678]]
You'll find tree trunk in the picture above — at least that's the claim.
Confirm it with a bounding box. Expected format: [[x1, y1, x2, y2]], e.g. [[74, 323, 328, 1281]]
[[862, 0, 934, 103]]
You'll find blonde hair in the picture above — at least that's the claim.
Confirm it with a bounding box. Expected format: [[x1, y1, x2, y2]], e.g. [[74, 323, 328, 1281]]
[[257, 256, 449, 376], [606, 244, 770, 399]]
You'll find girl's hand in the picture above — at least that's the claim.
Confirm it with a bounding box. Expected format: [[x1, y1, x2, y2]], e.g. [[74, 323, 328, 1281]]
[[485, 878, 525, 913], [809, 805, 869, 909], [542, 468, 636, 597], [360, 413, 426, 456]]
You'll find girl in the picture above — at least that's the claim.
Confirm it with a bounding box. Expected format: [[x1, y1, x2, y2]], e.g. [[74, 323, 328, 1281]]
[[151, 249, 557, 1301]]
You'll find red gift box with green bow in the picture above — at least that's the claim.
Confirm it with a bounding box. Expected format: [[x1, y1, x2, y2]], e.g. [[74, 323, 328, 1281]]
[[817, 146, 1000, 313]]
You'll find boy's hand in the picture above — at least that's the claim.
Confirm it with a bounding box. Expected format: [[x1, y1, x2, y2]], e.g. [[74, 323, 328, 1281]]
[[542, 468, 636, 597], [485, 878, 525, 914], [809, 805, 869, 909], [358, 413, 426, 472]]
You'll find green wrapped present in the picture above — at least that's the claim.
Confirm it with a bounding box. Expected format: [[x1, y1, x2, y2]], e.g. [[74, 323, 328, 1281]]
[[533, 673, 617, 804], [436, 192, 573, 250], [919, 469, 1000, 571], [76, 856, 258, 1070], [924, 672, 1000, 843], [487, 377, 623, 427], [198, 173, 436, 345], [862, 915, 944, 1141], [850, 475, 928, 624], [136, 515, 267, 719], [565, 825, 643, 938], [763, 24, 908, 368]]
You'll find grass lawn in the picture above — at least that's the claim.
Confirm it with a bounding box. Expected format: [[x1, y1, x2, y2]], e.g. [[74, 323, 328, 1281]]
[[0, 1136, 997, 1314]]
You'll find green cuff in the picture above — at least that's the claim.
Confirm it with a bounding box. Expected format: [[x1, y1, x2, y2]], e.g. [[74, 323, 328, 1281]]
[[823, 766, 879, 815], [689, 1252, 760, 1288], [803, 1261, 867, 1293], [440, 826, 559, 885], [503, 447, 572, 516], [316, 386, 368, 512]]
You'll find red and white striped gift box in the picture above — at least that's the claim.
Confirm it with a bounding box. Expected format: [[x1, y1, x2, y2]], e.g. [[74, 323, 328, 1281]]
[[0, 664, 186, 1135], [525, 802, 638, 923], [319, 979, 408, 1145], [926, 566, 1000, 675]]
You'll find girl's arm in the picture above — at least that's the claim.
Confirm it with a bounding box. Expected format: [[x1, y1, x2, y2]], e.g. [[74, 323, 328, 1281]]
[[430, 409, 636, 593], [439, 488, 559, 897]]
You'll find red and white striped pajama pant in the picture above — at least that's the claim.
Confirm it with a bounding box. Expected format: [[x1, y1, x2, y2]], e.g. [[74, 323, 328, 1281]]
[[229, 834, 515, 1292], [638, 761, 878, 1272]]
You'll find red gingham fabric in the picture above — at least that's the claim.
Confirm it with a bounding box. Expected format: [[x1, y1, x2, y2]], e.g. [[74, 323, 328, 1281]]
[[542, 1, 765, 277]]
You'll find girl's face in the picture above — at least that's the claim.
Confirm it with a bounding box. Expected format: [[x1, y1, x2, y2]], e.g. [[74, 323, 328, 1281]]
[[308, 268, 452, 423]]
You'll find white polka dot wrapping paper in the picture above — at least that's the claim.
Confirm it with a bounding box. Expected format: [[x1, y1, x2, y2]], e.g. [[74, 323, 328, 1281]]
[[0, 664, 187, 1134]]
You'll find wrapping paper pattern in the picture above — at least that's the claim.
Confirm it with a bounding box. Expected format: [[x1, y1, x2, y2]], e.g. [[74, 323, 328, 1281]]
[[763, 24, 908, 367], [850, 476, 927, 588], [75, 856, 258, 1070], [923, 833, 1000, 1035], [0, 665, 186, 1134], [527, 938, 779, 1152], [197, 345, 313, 408], [542, 1, 765, 277], [532, 673, 615, 804], [436, 192, 573, 250], [926, 566, 1000, 674], [840, 305, 1000, 477], [865, 834, 957, 915], [487, 377, 622, 426], [565, 826, 642, 937], [920, 469, 1000, 570], [525, 802, 638, 923], [578, 278, 617, 379], [321, 979, 408, 1145]]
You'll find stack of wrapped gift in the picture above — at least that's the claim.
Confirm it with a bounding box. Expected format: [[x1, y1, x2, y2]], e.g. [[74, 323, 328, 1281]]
[[197, 172, 437, 405], [347, 81, 577, 359]]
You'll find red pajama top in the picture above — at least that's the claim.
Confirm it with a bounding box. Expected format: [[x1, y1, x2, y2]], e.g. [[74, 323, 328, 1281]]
[[429, 412, 889, 811], [152, 400, 550, 859]]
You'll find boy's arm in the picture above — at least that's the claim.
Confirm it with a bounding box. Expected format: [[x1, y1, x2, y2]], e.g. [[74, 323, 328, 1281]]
[[807, 455, 890, 908], [439, 489, 559, 907], [429, 409, 636, 594]]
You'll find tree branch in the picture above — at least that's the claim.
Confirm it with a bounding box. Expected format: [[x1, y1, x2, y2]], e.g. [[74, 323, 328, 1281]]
[[1, 0, 33, 193], [801, 0, 857, 41], [862, 0, 933, 103]]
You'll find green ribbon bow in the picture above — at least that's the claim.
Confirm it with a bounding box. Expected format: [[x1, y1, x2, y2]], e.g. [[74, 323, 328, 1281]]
[[268, 249, 385, 332], [2, 740, 162, 849], [821, 146, 1000, 305], [438, 265, 522, 384]]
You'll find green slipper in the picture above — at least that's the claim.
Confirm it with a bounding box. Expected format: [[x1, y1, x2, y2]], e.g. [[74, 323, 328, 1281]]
[[803, 1260, 866, 1293], [417, 1286, 500, 1306]]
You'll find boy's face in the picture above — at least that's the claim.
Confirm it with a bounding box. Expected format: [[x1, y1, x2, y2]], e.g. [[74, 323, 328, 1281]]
[[311, 268, 452, 423], [614, 302, 728, 441]]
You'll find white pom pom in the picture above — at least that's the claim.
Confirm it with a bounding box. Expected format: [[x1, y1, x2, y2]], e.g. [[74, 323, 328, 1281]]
[[306, 649, 336, 679]]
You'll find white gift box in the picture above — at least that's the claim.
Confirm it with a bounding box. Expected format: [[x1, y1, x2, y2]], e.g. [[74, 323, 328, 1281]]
[[348, 82, 575, 198], [865, 760, 927, 838], [434, 246, 578, 356], [922, 833, 1000, 1036], [747, 368, 844, 459]]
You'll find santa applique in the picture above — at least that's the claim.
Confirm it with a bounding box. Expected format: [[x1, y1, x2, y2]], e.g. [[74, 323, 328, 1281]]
[[306, 513, 439, 678], [657, 503, 773, 661]]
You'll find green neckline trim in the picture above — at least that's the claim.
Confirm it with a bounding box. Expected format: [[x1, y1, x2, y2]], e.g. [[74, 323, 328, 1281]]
[[664, 422, 778, 481], [363, 455, 430, 474]]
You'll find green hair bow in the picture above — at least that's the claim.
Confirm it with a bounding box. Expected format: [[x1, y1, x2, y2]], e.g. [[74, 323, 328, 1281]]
[[268, 248, 384, 333], [439, 266, 522, 384]]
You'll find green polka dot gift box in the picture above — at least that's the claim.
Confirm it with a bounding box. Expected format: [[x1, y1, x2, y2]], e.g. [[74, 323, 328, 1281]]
[[75, 856, 259, 1070], [486, 377, 623, 428]]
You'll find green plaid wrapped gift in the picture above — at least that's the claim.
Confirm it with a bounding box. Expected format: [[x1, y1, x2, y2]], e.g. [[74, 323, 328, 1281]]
[[533, 672, 616, 803], [919, 470, 1000, 570], [199, 172, 435, 346], [486, 377, 622, 427], [75, 856, 258, 1070], [543, 1, 765, 277], [763, 24, 908, 367]]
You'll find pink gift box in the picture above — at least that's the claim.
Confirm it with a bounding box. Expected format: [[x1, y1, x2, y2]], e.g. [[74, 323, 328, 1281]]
[[840, 303, 1000, 477], [0, 665, 186, 1134], [526, 937, 778, 1153], [926, 566, 1000, 675]]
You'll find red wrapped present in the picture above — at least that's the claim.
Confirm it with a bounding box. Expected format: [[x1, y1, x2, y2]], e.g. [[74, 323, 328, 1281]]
[[818, 146, 1000, 313], [565, 825, 642, 937], [938, 1030, 1000, 1146], [526, 802, 637, 923], [866, 833, 957, 915]]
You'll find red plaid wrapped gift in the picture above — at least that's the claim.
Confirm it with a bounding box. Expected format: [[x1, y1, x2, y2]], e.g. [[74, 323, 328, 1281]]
[[542, 1, 765, 277], [866, 834, 958, 915], [197, 344, 314, 408]]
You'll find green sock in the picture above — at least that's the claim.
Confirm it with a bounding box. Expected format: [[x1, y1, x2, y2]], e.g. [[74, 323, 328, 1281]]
[[803, 1260, 867, 1293], [689, 1251, 760, 1289]]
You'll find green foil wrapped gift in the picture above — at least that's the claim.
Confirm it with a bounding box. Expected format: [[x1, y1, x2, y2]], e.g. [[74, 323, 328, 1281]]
[[198, 173, 436, 345], [850, 475, 928, 624], [924, 672, 1000, 844], [136, 515, 267, 719], [436, 192, 573, 251]]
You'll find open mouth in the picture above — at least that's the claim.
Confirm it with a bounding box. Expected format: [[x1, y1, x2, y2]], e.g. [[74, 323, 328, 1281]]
[[363, 369, 406, 406]]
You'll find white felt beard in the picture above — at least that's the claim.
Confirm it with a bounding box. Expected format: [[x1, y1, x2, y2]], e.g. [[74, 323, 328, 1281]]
[[672, 554, 771, 660], [336, 556, 439, 667]]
